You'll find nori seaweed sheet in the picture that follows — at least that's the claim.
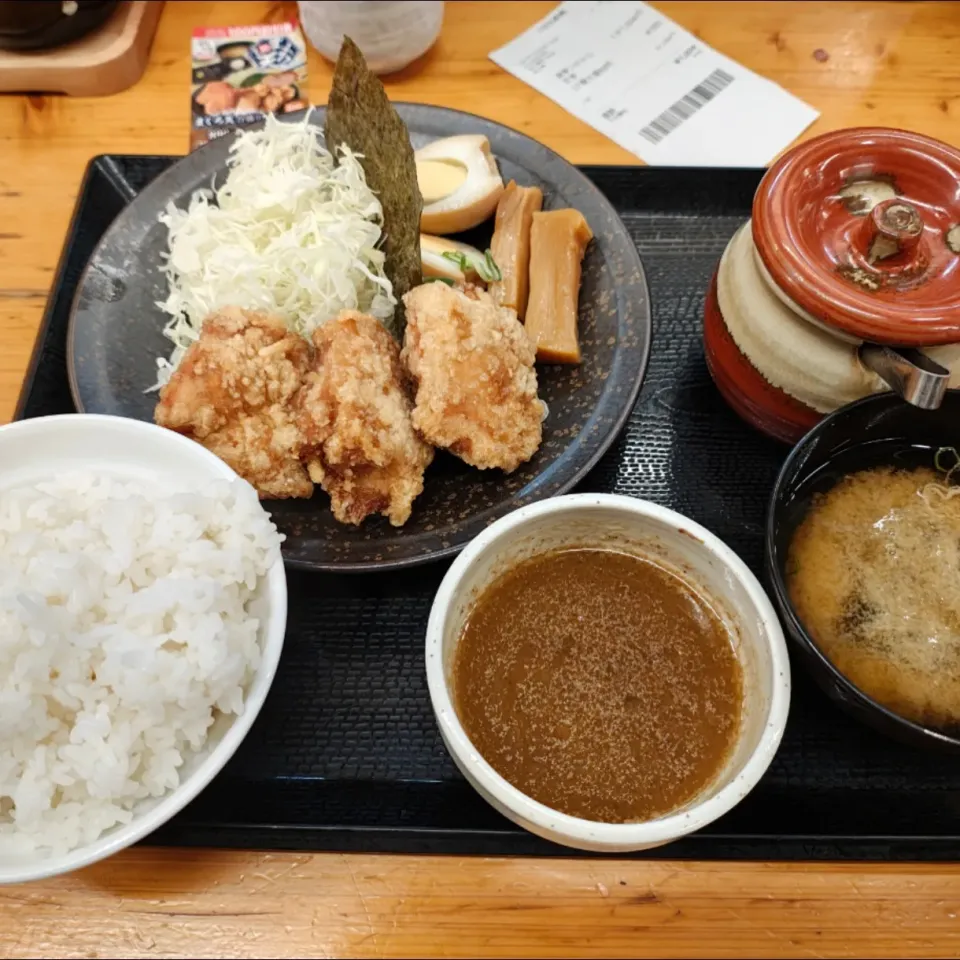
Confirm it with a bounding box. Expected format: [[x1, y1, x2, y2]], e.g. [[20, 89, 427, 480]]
[[325, 37, 423, 339]]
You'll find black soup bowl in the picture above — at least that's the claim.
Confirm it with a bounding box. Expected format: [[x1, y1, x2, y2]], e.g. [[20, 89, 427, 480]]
[[766, 390, 960, 752]]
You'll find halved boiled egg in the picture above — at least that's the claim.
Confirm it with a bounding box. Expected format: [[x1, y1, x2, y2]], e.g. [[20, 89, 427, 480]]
[[415, 135, 504, 235]]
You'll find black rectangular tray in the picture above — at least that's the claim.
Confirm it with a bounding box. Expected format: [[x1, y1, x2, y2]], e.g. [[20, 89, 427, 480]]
[[18, 156, 960, 861]]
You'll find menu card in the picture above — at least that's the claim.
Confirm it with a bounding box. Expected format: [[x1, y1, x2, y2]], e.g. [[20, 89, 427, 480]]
[[490, 1, 819, 167], [190, 22, 309, 151]]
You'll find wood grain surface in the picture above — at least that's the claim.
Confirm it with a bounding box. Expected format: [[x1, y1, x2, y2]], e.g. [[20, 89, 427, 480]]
[[3, 2, 960, 957]]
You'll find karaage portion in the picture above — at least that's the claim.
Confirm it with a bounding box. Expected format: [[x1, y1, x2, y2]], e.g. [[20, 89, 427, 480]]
[[154, 306, 313, 499], [401, 282, 544, 473], [297, 311, 434, 527]]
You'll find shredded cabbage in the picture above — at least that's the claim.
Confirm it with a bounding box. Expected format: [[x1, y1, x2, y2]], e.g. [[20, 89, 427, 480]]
[[153, 112, 396, 386]]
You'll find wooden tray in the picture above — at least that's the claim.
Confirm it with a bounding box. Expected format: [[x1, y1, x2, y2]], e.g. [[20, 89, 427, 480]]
[[0, 1, 163, 97]]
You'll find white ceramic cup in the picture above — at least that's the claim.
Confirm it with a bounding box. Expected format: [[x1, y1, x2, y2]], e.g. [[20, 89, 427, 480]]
[[298, 1, 444, 74], [425, 493, 790, 853]]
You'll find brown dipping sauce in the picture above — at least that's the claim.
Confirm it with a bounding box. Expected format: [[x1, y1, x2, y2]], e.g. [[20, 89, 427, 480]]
[[452, 547, 743, 823]]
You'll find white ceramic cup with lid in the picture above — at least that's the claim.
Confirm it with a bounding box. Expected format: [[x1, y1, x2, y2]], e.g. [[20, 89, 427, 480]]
[[425, 493, 790, 853]]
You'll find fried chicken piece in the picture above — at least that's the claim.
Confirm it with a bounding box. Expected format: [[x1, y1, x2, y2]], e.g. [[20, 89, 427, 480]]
[[297, 311, 434, 527], [155, 307, 313, 499], [401, 282, 544, 473]]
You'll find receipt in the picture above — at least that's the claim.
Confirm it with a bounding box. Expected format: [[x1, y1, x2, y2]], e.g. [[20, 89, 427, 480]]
[[490, 2, 819, 167]]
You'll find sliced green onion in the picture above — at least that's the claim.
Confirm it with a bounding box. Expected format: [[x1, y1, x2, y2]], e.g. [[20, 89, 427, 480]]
[[481, 248, 502, 282], [440, 248, 502, 283], [441, 250, 471, 272]]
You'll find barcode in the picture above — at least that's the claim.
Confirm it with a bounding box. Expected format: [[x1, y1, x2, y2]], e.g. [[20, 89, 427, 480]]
[[639, 68, 735, 145]]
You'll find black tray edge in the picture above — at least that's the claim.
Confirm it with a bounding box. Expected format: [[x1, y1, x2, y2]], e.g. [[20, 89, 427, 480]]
[[13, 152, 196, 423], [149, 823, 960, 862], [14, 157, 98, 422]]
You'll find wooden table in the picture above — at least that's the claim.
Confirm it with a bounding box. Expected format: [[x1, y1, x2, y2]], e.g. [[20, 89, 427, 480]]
[[3, 1, 960, 956]]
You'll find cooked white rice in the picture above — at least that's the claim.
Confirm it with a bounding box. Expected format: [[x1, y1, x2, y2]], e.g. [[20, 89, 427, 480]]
[[0, 472, 283, 859]]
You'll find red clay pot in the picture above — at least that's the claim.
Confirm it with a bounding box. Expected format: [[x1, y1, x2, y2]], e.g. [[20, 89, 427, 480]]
[[705, 126, 960, 442]]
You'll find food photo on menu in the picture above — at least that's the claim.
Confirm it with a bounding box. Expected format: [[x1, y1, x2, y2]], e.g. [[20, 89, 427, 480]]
[[3, 0, 960, 957]]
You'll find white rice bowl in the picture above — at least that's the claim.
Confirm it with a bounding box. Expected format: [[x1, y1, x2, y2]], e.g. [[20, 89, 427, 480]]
[[0, 415, 287, 883]]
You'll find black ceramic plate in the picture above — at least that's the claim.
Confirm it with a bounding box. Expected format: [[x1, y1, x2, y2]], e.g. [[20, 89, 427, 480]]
[[68, 104, 651, 572]]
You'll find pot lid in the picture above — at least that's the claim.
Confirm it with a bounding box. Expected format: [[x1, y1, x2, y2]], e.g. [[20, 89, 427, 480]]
[[752, 127, 960, 346]]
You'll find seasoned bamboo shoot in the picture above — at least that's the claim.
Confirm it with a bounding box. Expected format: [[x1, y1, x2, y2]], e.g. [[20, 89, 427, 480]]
[[489, 181, 543, 320], [525, 209, 593, 364]]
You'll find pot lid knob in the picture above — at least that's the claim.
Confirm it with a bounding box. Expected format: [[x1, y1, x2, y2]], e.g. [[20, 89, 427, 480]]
[[863, 199, 923, 260]]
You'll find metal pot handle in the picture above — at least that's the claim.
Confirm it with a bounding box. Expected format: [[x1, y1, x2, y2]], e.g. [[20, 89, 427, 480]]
[[858, 343, 951, 409]]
